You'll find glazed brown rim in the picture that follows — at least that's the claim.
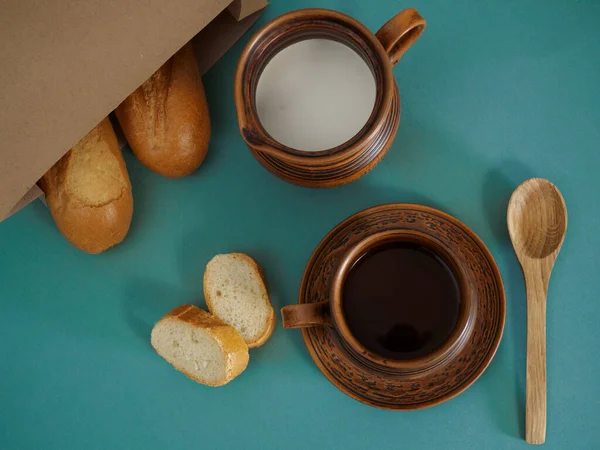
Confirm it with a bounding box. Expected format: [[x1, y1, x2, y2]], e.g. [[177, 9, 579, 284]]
[[299, 204, 506, 409], [234, 8, 395, 164], [329, 229, 476, 372]]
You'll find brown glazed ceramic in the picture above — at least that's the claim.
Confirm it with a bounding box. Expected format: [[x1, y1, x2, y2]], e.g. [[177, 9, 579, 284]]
[[234, 8, 426, 187], [281, 204, 506, 409]]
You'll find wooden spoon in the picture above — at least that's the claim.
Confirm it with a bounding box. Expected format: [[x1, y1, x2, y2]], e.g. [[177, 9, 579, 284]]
[[507, 178, 567, 445]]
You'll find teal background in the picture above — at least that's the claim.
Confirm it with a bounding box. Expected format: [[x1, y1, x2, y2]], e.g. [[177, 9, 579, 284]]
[[1, 0, 599, 448]]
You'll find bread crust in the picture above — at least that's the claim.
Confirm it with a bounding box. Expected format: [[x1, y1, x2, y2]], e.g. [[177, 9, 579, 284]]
[[152, 305, 249, 387], [204, 253, 276, 348], [250, 307, 276, 348], [38, 117, 133, 254], [116, 43, 210, 178]]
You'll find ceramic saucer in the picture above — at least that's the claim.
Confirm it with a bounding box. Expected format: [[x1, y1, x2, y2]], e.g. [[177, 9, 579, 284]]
[[298, 204, 505, 409]]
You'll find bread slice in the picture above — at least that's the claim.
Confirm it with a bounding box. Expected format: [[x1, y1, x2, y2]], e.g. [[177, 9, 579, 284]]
[[204, 253, 276, 348], [151, 305, 249, 386], [38, 117, 133, 254]]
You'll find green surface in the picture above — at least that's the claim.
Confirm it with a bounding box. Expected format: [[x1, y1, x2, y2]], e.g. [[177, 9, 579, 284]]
[[1, 0, 599, 448]]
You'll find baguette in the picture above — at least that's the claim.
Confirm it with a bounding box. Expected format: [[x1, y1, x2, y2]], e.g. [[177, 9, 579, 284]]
[[204, 253, 276, 348], [151, 305, 249, 386], [116, 43, 210, 178], [38, 117, 133, 254]]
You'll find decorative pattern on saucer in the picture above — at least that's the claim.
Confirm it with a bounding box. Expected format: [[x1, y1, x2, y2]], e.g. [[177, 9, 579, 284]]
[[299, 204, 505, 410]]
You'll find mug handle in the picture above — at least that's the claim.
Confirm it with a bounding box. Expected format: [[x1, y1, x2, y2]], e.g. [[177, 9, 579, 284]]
[[281, 301, 331, 328], [375, 8, 426, 66]]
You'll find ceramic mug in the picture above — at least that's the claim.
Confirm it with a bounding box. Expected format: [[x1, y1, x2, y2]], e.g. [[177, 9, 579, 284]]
[[235, 8, 426, 188], [281, 229, 476, 372]]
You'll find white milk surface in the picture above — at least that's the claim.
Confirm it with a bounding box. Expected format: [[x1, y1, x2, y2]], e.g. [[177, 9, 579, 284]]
[[255, 39, 376, 152]]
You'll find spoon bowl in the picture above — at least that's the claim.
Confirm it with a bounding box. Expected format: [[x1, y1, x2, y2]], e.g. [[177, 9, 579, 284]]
[[507, 177, 567, 445], [508, 179, 567, 260]]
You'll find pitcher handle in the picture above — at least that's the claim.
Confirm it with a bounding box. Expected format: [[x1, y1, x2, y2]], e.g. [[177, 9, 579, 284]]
[[375, 8, 426, 66]]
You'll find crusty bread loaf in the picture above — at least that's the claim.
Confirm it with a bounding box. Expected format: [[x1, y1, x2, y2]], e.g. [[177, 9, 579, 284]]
[[151, 305, 249, 386], [38, 117, 133, 254], [115, 43, 210, 178], [204, 253, 276, 348]]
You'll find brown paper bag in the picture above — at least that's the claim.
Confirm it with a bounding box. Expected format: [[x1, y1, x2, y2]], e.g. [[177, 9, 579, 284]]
[[0, 0, 267, 221]]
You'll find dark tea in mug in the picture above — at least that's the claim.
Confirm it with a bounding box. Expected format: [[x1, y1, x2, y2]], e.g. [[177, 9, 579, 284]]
[[342, 242, 461, 360]]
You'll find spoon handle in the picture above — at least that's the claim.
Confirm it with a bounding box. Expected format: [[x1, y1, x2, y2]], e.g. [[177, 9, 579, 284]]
[[525, 273, 547, 444]]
